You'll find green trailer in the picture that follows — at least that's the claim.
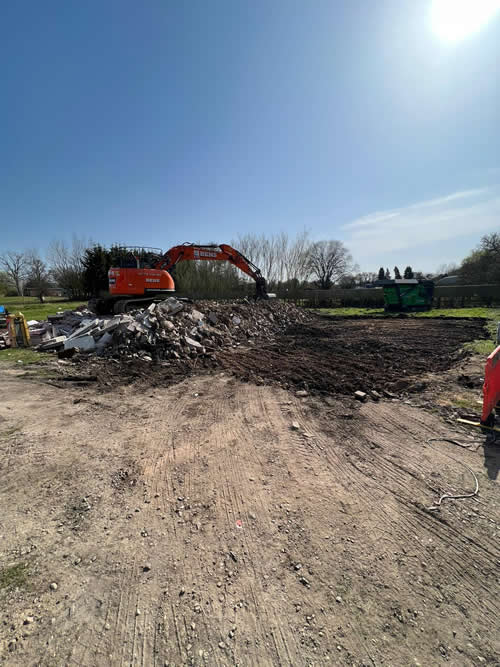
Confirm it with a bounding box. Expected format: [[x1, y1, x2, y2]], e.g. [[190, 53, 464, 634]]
[[382, 279, 434, 312]]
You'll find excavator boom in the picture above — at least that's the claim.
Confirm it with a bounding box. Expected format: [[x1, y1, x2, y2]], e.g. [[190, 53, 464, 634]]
[[157, 243, 268, 299]]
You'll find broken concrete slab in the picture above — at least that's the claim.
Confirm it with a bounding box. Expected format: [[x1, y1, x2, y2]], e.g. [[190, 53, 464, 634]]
[[94, 316, 124, 337], [67, 319, 101, 341], [354, 391, 368, 402], [96, 332, 113, 352], [158, 297, 184, 315], [64, 335, 96, 352], [39, 336, 67, 351]]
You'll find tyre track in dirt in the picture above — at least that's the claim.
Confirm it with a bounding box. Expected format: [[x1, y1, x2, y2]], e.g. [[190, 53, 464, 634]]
[[290, 394, 500, 654], [213, 383, 298, 665], [1, 370, 499, 666]]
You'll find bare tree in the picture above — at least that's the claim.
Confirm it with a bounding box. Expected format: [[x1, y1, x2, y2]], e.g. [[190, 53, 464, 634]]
[[305, 240, 353, 289], [355, 271, 378, 286], [0, 251, 29, 296], [26, 251, 51, 302], [0, 271, 11, 295], [435, 262, 459, 276], [235, 231, 312, 288], [48, 237, 89, 299], [480, 232, 500, 254]]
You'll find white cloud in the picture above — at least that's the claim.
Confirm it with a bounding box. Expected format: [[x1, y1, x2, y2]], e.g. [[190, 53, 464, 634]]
[[342, 186, 500, 262]]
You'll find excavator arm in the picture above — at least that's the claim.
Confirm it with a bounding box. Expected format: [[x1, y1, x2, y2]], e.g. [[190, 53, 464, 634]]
[[156, 243, 269, 299]]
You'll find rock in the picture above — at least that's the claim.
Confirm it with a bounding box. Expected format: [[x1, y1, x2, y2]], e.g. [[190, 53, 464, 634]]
[[249, 512, 256, 520], [184, 336, 203, 350], [50, 582, 58, 591], [218, 642, 226, 649], [296, 390, 308, 397], [162, 320, 175, 331], [23, 616, 34, 625], [336, 596, 342, 603], [294, 563, 302, 571], [354, 391, 368, 402], [135, 609, 141, 616], [369, 390, 382, 401], [143, 563, 152, 572], [190, 309, 204, 322], [291, 421, 300, 431], [299, 576, 310, 588]]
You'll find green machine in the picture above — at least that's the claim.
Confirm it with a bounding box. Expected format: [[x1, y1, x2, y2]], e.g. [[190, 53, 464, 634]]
[[382, 279, 434, 312]]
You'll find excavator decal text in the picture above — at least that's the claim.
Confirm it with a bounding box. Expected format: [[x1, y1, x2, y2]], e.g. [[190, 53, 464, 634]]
[[194, 250, 219, 259]]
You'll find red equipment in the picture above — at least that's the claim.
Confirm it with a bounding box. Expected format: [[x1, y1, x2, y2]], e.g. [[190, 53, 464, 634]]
[[104, 243, 268, 313], [481, 345, 500, 427]]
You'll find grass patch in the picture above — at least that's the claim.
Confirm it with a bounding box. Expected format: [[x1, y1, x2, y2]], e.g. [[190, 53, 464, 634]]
[[0, 563, 28, 591], [317, 306, 500, 320], [464, 339, 497, 356], [463, 315, 499, 356], [0, 348, 51, 365], [316, 307, 385, 317], [452, 397, 483, 411], [0, 296, 85, 321], [414, 307, 499, 319]]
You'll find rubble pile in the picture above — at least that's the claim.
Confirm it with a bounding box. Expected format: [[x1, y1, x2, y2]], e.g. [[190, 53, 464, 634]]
[[25, 298, 311, 363]]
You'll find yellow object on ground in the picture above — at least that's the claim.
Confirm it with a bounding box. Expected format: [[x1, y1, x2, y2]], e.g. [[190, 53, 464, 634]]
[[457, 418, 500, 433], [7, 312, 31, 348]]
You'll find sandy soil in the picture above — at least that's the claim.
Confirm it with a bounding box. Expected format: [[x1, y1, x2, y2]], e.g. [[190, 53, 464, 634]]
[[0, 362, 498, 666]]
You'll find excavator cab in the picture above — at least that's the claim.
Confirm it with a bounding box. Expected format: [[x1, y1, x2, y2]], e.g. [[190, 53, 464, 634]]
[[115, 247, 163, 269]]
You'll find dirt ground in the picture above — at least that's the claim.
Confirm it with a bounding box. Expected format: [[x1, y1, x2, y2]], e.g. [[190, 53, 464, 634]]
[[221, 317, 488, 396], [63, 316, 487, 397], [0, 317, 499, 666]]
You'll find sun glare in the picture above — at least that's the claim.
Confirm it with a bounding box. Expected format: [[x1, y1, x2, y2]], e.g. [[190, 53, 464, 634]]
[[431, 0, 500, 41]]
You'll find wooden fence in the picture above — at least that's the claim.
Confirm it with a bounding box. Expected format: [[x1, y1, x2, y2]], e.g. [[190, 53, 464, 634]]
[[278, 284, 500, 309]]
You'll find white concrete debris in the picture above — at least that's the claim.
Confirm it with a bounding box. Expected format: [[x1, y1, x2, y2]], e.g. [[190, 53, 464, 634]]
[[28, 298, 310, 363], [64, 335, 96, 352]]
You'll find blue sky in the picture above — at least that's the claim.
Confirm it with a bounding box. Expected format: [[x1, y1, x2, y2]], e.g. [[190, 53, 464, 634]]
[[1, 0, 499, 272]]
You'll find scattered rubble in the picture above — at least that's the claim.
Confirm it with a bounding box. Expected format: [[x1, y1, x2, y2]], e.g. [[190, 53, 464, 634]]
[[22, 298, 311, 367]]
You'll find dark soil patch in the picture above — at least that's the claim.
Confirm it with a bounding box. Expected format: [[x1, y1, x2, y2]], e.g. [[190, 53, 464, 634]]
[[56, 316, 487, 396], [221, 317, 488, 395]]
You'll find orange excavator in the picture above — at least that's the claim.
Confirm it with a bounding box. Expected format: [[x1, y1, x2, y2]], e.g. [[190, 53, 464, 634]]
[[101, 243, 269, 313]]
